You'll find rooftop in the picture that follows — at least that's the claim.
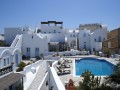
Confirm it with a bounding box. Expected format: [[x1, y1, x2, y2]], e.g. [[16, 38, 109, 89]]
[[0, 73, 25, 90]]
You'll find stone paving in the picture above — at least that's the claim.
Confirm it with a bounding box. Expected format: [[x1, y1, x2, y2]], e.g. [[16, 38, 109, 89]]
[[27, 60, 47, 90]]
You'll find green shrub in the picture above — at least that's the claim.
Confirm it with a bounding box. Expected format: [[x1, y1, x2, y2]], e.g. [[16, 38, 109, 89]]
[[16, 62, 26, 72]]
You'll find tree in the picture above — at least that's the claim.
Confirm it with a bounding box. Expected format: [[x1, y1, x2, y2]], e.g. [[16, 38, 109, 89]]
[[40, 53, 44, 60], [37, 29, 41, 33], [16, 62, 26, 72], [108, 62, 120, 84], [75, 70, 101, 90]]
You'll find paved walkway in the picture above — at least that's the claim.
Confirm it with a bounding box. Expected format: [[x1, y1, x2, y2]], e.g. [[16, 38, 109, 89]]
[[27, 60, 47, 90]]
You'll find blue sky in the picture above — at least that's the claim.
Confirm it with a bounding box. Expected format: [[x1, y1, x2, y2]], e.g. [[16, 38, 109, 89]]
[[0, 0, 120, 33]]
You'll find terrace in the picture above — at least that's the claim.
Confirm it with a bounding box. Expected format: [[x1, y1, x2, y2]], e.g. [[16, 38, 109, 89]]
[[52, 55, 120, 88]]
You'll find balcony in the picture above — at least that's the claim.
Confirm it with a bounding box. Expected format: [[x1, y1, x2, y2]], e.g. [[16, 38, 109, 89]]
[[0, 65, 13, 76]]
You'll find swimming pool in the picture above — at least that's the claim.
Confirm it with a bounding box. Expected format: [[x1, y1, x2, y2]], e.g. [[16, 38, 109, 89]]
[[75, 58, 116, 76]]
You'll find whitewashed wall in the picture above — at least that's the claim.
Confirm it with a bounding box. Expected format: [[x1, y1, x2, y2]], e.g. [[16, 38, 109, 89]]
[[78, 30, 91, 50], [22, 33, 48, 57], [49, 67, 65, 90], [90, 29, 107, 53]]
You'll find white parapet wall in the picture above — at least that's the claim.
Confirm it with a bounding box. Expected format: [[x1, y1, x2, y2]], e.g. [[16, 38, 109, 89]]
[[49, 67, 65, 90], [37, 72, 49, 90], [21, 60, 43, 90]]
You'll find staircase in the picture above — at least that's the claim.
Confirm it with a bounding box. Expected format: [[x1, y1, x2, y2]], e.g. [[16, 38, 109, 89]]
[[10, 35, 22, 47]]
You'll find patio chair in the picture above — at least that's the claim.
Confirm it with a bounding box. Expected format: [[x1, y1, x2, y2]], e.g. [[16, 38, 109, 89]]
[[63, 59, 72, 63], [56, 66, 71, 75], [59, 63, 71, 68], [58, 61, 71, 68]]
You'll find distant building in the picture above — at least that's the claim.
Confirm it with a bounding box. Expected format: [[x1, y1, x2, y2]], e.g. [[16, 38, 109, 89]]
[[66, 23, 107, 53], [66, 29, 79, 50], [79, 23, 107, 32], [102, 28, 120, 55], [39, 21, 67, 51]]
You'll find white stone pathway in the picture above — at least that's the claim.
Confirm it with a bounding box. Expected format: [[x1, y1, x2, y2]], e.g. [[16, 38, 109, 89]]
[[27, 61, 47, 90]]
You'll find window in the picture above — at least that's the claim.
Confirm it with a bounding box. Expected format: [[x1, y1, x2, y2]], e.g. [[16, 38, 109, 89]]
[[98, 36, 101, 42], [7, 58, 9, 64], [44, 32, 46, 33], [35, 48, 39, 56], [83, 33, 86, 37], [49, 32, 51, 33], [73, 35, 75, 37], [53, 30, 56, 33], [4, 59, 6, 66], [84, 42, 86, 49], [32, 35, 33, 39], [93, 48, 95, 51], [27, 48, 30, 52], [58, 32, 61, 33], [94, 38, 96, 41], [35, 48, 39, 52]]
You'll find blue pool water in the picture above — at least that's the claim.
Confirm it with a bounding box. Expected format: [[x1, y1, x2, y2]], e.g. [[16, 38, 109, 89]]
[[75, 58, 116, 76]]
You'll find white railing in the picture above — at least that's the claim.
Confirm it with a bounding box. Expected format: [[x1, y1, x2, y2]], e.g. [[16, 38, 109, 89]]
[[10, 35, 19, 47], [20, 60, 43, 90], [10, 35, 22, 47], [16, 35, 22, 47], [37, 72, 49, 90], [49, 67, 65, 90]]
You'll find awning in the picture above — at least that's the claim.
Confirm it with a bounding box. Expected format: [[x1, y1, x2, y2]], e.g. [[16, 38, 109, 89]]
[[49, 42, 59, 45], [0, 73, 25, 90]]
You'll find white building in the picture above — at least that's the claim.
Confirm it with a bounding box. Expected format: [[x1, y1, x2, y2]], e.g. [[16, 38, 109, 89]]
[[90, 28, 107, 53], [66, 23, 107, 53], [78, 29, 91, 51], [79, 23, 107, 53], [39, 21, 67, 51], [0, 46, 25, 90], [21, 33, 48, 57], [4, 27, 49, 58], [66, 29, 79, 50]]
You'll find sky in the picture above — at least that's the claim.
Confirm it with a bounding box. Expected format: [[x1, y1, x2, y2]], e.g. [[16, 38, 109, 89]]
[[0, 0, 120, 33]]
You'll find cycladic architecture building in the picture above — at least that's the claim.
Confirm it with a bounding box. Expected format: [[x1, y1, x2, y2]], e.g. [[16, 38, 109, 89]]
[[66, 29, 79, 50], [5, 27, 49, 58], [66, 23, 107, 54], [0, 21, 108, 89], [4, 22, 107, 58], [39, 21, 67, 52]]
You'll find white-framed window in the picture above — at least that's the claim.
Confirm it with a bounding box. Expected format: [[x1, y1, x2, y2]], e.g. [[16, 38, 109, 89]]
[[27, 48, 30, 52], [7, 57, 9, 64], [35, 48, 39, 52], [83, 33, 86, 37], [53, 30, 56, 33], [98, 36, 101, 42], [4, 59, 6, 66], [94, 38, 96, 41]]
